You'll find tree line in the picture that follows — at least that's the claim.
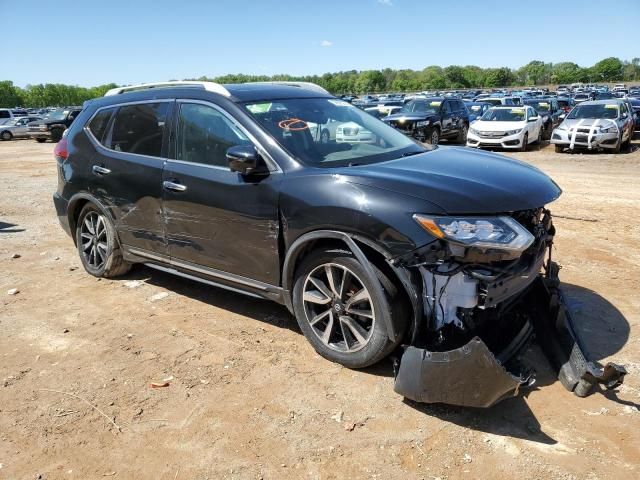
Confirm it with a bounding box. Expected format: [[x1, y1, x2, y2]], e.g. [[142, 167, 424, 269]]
[[2, 57, 639, 107]]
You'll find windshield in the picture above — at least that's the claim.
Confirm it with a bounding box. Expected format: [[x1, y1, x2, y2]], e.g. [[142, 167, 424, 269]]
[[480, 108, 526, 122], [567, 104, 619, 120], [526, 101, 550, 112], [399, 99, 440, 115], [244, 98, 426, 168], [45, 109, 69, 121]]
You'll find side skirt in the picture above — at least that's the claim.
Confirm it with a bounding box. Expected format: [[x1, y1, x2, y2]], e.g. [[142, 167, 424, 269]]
[[123, 246, 288, 305]]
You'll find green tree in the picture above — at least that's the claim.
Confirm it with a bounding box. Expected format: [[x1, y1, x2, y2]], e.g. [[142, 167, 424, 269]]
[[591, 57, 624, 81], [0, 81, 24, 107]]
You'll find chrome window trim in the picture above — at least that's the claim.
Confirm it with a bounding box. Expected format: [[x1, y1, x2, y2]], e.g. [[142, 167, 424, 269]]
[[83, 99, 174, 162], [171, 99, 281, 173]]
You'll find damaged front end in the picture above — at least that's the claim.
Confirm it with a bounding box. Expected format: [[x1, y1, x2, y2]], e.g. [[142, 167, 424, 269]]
[[390, 208, 626, 408]]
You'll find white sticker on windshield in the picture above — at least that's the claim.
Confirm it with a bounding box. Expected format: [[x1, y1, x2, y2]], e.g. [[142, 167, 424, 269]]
[[328, 99, 350, 107]]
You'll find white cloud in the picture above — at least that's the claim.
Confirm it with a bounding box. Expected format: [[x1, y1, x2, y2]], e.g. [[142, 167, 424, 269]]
[[320, 40, 333, 47], [377, 0, 393, 6]]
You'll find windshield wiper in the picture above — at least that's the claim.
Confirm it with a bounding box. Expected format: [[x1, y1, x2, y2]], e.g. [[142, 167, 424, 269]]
[[401, 151, 425, 157]]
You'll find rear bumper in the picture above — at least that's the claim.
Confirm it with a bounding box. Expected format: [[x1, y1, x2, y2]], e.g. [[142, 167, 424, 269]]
[[393, 262, 627, 407], [53, 193, 72, 238]]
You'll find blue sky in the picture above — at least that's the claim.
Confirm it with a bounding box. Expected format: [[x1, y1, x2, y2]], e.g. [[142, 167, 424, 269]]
[[4, 0, 639, 87]]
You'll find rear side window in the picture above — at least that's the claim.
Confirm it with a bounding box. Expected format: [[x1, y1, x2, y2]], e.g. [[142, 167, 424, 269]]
[[175, 103, 251, 167], [0, 110, 10, 119], [109, 102, 169, 157], [87, 107, 115, 144]]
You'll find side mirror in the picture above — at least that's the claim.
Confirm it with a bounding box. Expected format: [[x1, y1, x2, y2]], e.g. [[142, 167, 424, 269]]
[[227, 145, 269, 176], [528, 116, 539, 122]]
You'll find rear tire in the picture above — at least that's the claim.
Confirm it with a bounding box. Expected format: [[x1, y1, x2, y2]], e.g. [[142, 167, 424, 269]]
[[555, 145, 564, 153], [292, 249, 405, 369], [36, 138, 46, 143], [1, 130, 12, 141], [76, 203, 131, 278]]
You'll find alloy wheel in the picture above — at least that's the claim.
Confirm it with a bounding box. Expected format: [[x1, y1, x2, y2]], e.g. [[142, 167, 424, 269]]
[[302, 263, 375, 353], [430, 129, 439, 145], [80, 211, 108, 269]]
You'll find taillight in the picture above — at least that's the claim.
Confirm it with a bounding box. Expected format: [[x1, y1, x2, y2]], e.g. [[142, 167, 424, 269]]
[[53, 137, 68, 160]]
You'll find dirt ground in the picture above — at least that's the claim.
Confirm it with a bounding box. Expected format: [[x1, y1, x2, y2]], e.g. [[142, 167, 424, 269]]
[[1, 137, 639, 480]]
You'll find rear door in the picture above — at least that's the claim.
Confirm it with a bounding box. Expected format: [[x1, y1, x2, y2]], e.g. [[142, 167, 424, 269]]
[[162, 100, 281, 285], [89, 100, 172, 256]]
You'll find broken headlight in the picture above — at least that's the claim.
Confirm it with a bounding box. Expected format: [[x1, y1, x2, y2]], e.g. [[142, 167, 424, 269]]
[[413, 215, 535, 254]]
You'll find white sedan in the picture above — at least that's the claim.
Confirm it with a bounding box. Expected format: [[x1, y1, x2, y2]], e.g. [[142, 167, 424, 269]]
[[466, 106, 543, 151], [335, 121, 376, 144]]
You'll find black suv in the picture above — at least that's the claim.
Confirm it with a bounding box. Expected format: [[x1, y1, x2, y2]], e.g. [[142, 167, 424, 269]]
[[523, 97, 564, 139], [28, 106, 82, 143], [382, 97, 470, 145], [53, 81, 623, 407]]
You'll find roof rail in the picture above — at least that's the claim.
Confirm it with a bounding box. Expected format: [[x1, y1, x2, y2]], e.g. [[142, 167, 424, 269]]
[[248, 81, 330, 95], [104, 81, 230, 97]]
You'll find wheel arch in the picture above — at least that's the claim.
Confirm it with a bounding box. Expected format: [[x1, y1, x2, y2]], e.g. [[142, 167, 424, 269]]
[[282, 229, 421, 343], [67, 193, 120, 247]]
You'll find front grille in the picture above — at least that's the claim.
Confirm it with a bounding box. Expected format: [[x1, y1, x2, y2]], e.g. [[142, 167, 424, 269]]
[[478, 131, 505, 138]]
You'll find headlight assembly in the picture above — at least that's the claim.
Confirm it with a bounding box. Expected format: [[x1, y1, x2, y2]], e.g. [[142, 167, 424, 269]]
[[505, 128, 523, 135], [600, 125, 617, 133], [416, 120, 430, 128], [469, 127, 478, 135], [413, 214, 535, 254]]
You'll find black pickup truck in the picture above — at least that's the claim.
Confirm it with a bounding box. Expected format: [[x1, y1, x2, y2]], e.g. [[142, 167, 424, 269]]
[[28, 106, 82, 143], [383, 97, 470, 145]]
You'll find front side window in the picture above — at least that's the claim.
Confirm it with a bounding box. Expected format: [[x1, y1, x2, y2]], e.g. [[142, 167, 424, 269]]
[[243, 98, 426, 168], [110, 103, 169, 157], [175, 103, 251, 167]]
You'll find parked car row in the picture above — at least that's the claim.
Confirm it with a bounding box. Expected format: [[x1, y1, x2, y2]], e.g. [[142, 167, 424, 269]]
[[0, 106, 82, 142]]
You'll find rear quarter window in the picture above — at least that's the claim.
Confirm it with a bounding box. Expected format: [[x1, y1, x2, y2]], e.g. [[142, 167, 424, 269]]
[[87, 107, 116, 145]]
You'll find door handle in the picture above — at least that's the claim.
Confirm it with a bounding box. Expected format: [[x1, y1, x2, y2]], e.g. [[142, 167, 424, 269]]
[[92, 165, 111, 175], [163, 180, 187, 192]]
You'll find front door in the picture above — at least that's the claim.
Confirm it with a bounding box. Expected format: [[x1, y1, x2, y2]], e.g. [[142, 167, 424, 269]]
[[162, 101, 281, 285]]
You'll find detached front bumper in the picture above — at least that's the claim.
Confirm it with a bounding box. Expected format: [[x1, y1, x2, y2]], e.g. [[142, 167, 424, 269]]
[[393, 262, 627, 408], [466, 131, 524, 149]]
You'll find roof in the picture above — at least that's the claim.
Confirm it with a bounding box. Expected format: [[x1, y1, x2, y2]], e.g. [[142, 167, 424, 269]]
[[103, 80, 331, 103], [580, 99, 625, 105]]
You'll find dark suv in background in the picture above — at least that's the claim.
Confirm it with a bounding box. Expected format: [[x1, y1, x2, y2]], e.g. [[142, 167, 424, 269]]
[[28, 106, 82, 143], [382, 97, 470, 145], [52, 81, 624, 407]]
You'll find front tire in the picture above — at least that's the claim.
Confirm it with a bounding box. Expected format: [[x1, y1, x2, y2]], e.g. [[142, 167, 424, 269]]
[[51, 129, 63, 143], [1, 131, 12, 141], [427, 127, 440, 145], [76, 204, 131, 278], [519, 133, 529, 152], [292, 249, 405, 368], [456, 124, 468, 144]]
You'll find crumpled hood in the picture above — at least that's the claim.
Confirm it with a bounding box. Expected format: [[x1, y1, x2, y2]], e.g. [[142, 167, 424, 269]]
[[335, 146, 562, 214]]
